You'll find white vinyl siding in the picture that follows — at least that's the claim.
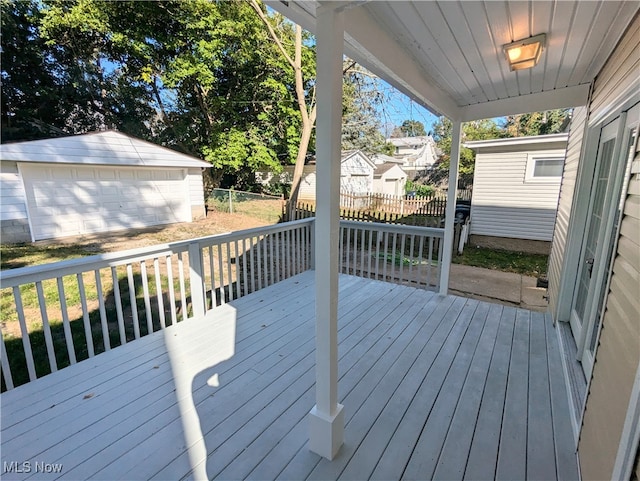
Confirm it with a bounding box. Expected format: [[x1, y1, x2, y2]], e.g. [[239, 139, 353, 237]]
[[187, 168, 205, 207], [0, 161, 28, 221], [20, 164, 190, 240], [579, 125, 640, 481], [573, 14, 640, 481], [470, 149, 563, 242], [548, 106, 588, 318]]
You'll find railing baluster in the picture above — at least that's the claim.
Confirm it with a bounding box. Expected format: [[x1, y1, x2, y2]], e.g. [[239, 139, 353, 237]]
[[234, 239, 241, 299], [208, 246, 215, 307], [0, 323, 14, 390], [13, 286, 37, 380], [256, 235, 262, 291], [269, 234, 275, 286], [217, 243, 226, 303], [241, 238, 248, 298], [346, 227, 351, 275], [287, 229, 293, 278], [76, 273, 95, 357], [418, 236, 425, 288], [360, 228, 366, 277], [177, 252, 188, 321], [262, 233, 269, 285], [427, 237, 434, 288], [367, 229, 373, 278], [126, 264, 141, 339], [408, 235, 415, 286], [383, 231, 389, 281], [399, 234, 406, 284], [391, 232, 398, 283], [36, 281, 58, 371], [94, 270, 110, 351], [111, 266, 127, 345], [56, 278, 77, 364], [166, 256, 177, 325], [154, 258, 166, 329], [250, 237, 256, 294], [140, 261, 154, 334]]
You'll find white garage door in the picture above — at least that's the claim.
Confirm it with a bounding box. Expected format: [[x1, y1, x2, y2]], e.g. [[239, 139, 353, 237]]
[[20, 164, 190, 240]]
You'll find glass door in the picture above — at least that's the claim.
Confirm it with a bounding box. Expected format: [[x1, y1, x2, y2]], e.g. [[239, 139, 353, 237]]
[[570, 103, 639, 379]]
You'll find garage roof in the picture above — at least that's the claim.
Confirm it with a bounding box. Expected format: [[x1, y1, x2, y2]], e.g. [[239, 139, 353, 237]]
[[0, 131, 211, 168]]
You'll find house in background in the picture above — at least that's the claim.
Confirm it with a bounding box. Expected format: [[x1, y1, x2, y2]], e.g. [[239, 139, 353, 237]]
[[256, 150, 381, 200], [387, 135, 438, 178], [464, 133, 569, 254], [371, 153, 407, 196], [0, 131, 211, 242]]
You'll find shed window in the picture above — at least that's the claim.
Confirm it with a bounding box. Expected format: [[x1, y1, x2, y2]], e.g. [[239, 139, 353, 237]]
[[533, 158, 564, 177], [526, 155, 564, 181]]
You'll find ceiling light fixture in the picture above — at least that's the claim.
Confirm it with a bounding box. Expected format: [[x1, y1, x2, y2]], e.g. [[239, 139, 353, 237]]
[[503, 33, 546, 71]]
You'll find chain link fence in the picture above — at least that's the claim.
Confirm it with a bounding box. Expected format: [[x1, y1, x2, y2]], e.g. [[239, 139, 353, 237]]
[[208, 188, 284, 224]]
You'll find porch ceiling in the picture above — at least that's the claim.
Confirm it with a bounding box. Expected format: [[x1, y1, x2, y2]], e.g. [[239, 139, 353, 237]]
[[267, 1, 639, 121]]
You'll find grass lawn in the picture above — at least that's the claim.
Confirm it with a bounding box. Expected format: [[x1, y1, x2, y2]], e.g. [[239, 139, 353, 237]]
[[453, 246, 549, 278]]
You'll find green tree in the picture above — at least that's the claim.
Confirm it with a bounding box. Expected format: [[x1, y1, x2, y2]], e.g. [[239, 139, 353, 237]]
[[1, 0, 153, 142], [400, 119, 426, 137], [432, 117, 503, 187], [35, 0, 307, 187], [504, 109, 571, 137], [341, 64, 389, 153]]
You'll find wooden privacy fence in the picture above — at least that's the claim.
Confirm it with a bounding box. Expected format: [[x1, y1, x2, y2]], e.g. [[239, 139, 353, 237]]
[[288, 201, 441, 227], [340, 192, 447, 216]]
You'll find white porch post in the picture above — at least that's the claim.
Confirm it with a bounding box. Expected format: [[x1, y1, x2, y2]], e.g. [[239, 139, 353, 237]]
[[309, 3, 345, 460], [439, 120, 462, 296]]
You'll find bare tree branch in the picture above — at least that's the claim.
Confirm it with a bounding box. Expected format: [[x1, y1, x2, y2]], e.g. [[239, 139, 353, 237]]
[[248, 0, 295, 69]]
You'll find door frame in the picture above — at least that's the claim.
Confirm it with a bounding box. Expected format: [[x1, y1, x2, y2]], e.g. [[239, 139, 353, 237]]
[[569, 112, 630, 379], [557, 91, 640, 330]]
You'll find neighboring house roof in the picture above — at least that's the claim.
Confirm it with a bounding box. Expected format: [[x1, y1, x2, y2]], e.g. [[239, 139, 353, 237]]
[[374, 162, 407, 178], [370, 153, 404, 165], [463, 133, 569, 150], [0, 130, 211, 168], [305, 150, 377, 169], [388, 136, 434, 147]]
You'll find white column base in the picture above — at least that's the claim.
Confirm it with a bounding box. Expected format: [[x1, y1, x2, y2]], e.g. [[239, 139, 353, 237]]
[[308, 403, 344, 460]]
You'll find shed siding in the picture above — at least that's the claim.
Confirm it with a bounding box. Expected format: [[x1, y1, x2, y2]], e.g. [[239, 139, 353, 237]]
[[548, 106, 588, 317], [0, 161, 28, 221], [470, 150, 562, 241], [577, 14, 640, 481]]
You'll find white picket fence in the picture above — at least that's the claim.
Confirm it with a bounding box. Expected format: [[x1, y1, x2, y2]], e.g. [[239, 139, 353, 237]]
[[0, 219, 443, 390]]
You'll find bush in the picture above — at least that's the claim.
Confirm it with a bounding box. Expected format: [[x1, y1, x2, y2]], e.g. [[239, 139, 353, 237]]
[[405, 180, 434, 197]]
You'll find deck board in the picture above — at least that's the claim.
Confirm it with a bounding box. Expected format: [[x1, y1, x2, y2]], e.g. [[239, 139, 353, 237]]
[[0, 271, 579, 481]]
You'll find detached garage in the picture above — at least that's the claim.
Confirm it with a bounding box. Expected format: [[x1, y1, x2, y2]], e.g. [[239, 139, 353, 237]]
[[0, 131, 211, 242]]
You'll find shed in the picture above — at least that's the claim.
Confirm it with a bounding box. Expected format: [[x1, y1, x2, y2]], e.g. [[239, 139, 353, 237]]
[[373, 163, 407, 196], [464, 133, 569, 253], [0, 131, 211, 242]]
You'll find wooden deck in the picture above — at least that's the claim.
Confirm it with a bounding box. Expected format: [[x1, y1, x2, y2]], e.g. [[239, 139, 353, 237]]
[[1, 271, 578, 480]]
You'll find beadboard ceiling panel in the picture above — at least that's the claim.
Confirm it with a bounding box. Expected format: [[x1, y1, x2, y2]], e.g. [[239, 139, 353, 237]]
[[268, 1, 639, 120]]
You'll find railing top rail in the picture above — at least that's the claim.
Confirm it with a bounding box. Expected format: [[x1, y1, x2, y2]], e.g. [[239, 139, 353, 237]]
[[339, 219, 444, 237], [0, 218, 315, 288]]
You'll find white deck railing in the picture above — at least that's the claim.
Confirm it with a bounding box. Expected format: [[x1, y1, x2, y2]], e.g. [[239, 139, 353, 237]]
[[0, 218, 443, 391], [0, 219, 313, 390], [339, 220, 443, 291]]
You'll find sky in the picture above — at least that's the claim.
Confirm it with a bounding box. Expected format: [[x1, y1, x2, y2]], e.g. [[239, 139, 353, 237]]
[[374, 79, 440, 138]]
